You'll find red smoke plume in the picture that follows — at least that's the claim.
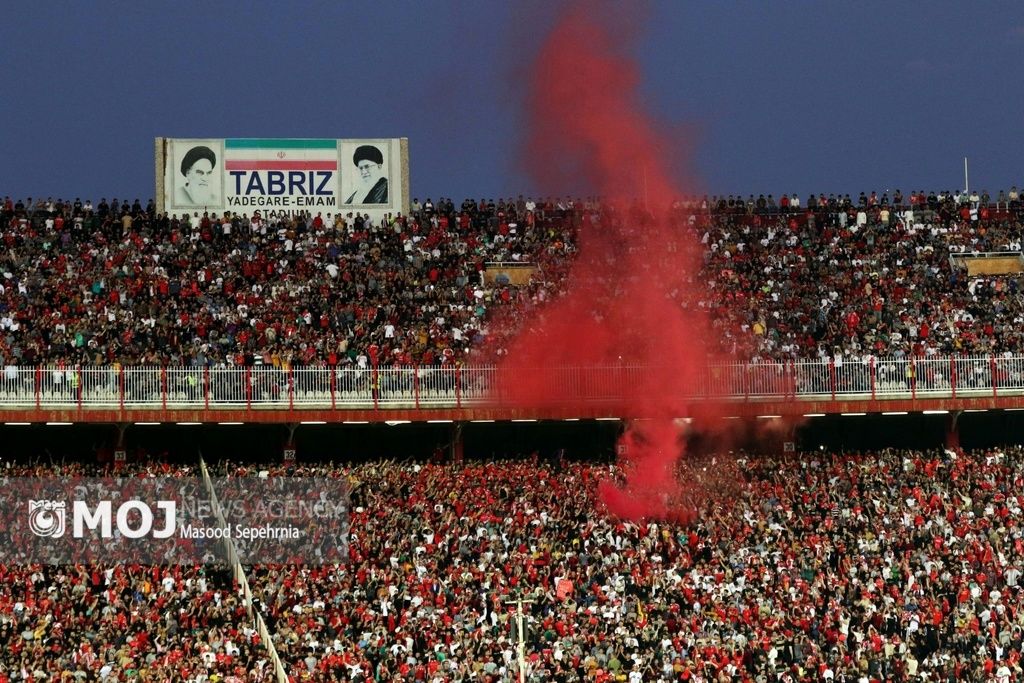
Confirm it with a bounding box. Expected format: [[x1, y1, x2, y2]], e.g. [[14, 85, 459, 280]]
[[494, 6, 732, 521]]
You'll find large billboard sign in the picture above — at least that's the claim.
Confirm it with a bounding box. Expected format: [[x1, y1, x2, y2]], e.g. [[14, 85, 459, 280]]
[[157, 137, 409, 218]]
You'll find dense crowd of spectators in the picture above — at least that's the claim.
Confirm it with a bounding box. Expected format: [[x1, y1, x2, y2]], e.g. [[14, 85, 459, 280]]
[[225, 445, 1024, 682], [0, 459, 275, 682], [5, 444, 1024, 681], [687, 190, 1024, 361], [3, 189, 1024, 369], [0, 195, 575, 371]]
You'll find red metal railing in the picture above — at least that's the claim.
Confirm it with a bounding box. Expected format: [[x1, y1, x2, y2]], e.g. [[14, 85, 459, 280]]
[[0, 355, 1017, 411]]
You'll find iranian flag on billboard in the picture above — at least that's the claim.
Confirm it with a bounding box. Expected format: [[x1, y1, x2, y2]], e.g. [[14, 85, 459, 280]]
[[224, 138, 339, 172], [222, 139, 340, 211]]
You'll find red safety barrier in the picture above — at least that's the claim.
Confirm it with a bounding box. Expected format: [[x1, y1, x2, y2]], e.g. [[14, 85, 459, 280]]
[[4, 356, 1024, 414]]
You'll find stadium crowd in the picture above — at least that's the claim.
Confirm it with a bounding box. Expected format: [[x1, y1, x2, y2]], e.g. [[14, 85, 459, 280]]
[[0, 459, 276, 682], [1, 190, 1024, 371], [688, 191, 1024, 361], [224, 444, 1024, 683], [0, 195, 574, 372], [5, 444, 1024, 681]]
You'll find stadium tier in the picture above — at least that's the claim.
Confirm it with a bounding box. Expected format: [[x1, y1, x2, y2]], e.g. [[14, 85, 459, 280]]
[[1, 192, 1024, 421], [2, 191, 1024, 683], [4, 447, 1023, 682], [2, 191, 1023, 368]]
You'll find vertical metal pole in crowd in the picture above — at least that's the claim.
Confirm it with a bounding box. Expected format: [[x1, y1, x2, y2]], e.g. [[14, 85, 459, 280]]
[[964, 156, 969, 194], [505, 594, 534, 683], [515, 597, 528, 683]]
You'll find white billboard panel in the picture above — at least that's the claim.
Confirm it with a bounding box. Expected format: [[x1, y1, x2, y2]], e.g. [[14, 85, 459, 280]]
[[157, 137, 408, 219]]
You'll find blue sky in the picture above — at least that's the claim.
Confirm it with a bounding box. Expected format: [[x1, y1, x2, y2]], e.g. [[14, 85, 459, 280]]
[[2, 1, 1022, 202]]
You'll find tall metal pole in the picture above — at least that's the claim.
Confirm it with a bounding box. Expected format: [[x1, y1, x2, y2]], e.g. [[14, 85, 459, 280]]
[[505, 594, 534, 683], [516, 598, 526, 683], [964, 157, 969, 194]]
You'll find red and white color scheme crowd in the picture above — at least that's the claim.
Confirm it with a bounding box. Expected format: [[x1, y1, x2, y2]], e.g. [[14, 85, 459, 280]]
[[3, 445, 1024, 682], [1, 189, 1024, 372]]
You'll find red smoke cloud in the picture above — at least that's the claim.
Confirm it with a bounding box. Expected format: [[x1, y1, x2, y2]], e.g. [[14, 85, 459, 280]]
[[494, 5, 732, 521]]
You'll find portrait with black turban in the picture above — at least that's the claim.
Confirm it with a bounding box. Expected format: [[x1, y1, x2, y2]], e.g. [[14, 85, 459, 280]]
[[344, 144, 389, 205], [173, 142, 221, 207]]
